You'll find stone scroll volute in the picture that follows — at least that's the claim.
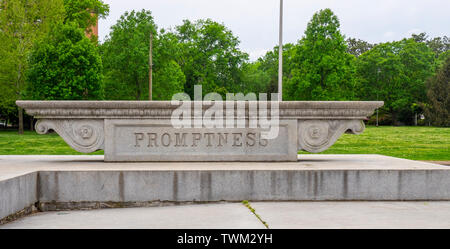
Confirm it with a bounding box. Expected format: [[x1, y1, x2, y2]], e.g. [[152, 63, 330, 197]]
[[298, 120, 365, 153], [35, 119, 105, 153]]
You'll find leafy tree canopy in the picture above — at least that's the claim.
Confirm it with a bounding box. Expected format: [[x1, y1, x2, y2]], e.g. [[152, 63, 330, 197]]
[[424, 56, 450, 126], [346, 38, 374, 57], [411, 32, 449, 58], [27, 22, 104, 100], [63, 0, 109, 33], [286, 8, 356, 101], [174, 19, 249, 98], [0, 0, 66, 130], [245, 43, 297, 99], [0, 0, 65, 99], [356, 38, 435, 124], [101, 10, 184, 100]]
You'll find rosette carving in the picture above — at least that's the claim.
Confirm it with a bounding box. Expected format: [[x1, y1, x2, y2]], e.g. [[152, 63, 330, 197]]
[[298, 120, 365, 153], [35, 119, 105, 153]]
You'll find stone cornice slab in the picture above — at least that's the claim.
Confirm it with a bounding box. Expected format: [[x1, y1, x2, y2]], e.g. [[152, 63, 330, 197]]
[[17, 101, 384, 162], [17, 101, 383, 119]]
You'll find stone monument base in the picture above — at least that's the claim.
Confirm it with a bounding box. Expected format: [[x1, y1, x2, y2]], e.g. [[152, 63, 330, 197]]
[[1, 155, 449, 223]]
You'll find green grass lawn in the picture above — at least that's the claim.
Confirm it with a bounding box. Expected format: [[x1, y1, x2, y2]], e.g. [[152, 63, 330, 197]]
[[0, 130, 103, 156], [301, 126, 450, 161], [0, 126, 449, 160]]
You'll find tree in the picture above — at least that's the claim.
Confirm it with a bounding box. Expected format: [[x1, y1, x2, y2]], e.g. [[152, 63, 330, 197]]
[[356, 39, 435, 125], [240, 62, 271, 95], [101, 10, 156, 100], [437, 51, 450, 69], [152, 30, 185, 100], [175, 19, 248, 98], [411, 32, 429, 43], [0, 62, 17, 123], [63, 0, 109, 39], [411, 32, 449, 59], [0, 0, 65, 133], [286, 9, 356, 101], [101, 10, 184, 100], [245, 43, 297, 98], [424, 57, 450, 127], [27, 22, 104, 100], [346, 38, 374, 57], [428, 36, 450, 57], [153, 60, 186, 100]]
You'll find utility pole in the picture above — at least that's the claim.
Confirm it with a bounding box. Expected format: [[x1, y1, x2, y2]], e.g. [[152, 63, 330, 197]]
[[278, 0, 284, 101], [376, 68, 380, 127], [376, 93, 379, 127], [149, 32, 153, 101]]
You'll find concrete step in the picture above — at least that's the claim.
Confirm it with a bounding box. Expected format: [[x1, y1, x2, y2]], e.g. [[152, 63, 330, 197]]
[[1, 155, 449, 222]]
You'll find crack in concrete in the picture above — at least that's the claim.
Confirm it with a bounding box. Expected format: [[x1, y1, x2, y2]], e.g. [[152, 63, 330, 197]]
[[242, 200, 269, 229]]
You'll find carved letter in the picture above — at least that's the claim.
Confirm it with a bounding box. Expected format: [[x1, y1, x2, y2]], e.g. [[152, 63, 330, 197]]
[[148, 133, 158, 147], [204, 133, 215, 147], [135, 133, 144, 147], [246, 133, 256, 147], [233, 133, 243, 147], [218, 133, 228, 147], [175, 133, 188, 147], [259, 133, 268, 147], [161, 133, 171, 147], [192, 133, 202, 147]]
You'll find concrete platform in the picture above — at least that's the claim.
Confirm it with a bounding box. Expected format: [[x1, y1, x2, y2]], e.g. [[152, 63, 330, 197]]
[[251, 201, 450, 229], [1, 203, 266, 229], [1, 155, 450, 223], [2, 202, 450, 229]]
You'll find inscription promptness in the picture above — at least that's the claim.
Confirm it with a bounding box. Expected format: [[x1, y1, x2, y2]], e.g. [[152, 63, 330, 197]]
[[134, 132, 269, 148]]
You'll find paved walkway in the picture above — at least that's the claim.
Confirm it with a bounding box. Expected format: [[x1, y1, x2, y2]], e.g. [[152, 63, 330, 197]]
[[1, 155, 447, 182], [423, 161, 450, 166], [2, 202, 450, 229]]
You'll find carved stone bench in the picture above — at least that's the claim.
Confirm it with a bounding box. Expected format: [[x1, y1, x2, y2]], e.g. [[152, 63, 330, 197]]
[[17, 101, 383, 162]]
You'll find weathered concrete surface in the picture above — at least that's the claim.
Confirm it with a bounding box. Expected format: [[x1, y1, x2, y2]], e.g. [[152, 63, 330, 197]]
[[0, 173, 37, 222], [2, 202, 450, 229], [423, 161, 450, 166], [1, 203, 265, 229], [1, 155, 449, 221], [36, 168, 450, 203], [104, 119, 299, 162], [251, 202, 450, 229], [1, 155, 447, 175]]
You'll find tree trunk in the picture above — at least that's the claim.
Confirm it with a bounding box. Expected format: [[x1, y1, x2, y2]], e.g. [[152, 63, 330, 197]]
[[391, 111, 398, 126], [18, 107, 24, 135], [136, 78, 141, 100], [30, 117, 34, 132], [149, 32, 153, 101]]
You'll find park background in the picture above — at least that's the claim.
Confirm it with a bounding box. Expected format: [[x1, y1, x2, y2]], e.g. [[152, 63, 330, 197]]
[[0, 0, 448, 162]]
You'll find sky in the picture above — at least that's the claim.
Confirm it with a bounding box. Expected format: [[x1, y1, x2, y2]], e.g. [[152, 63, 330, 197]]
[[99, 0, 450, 61]]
